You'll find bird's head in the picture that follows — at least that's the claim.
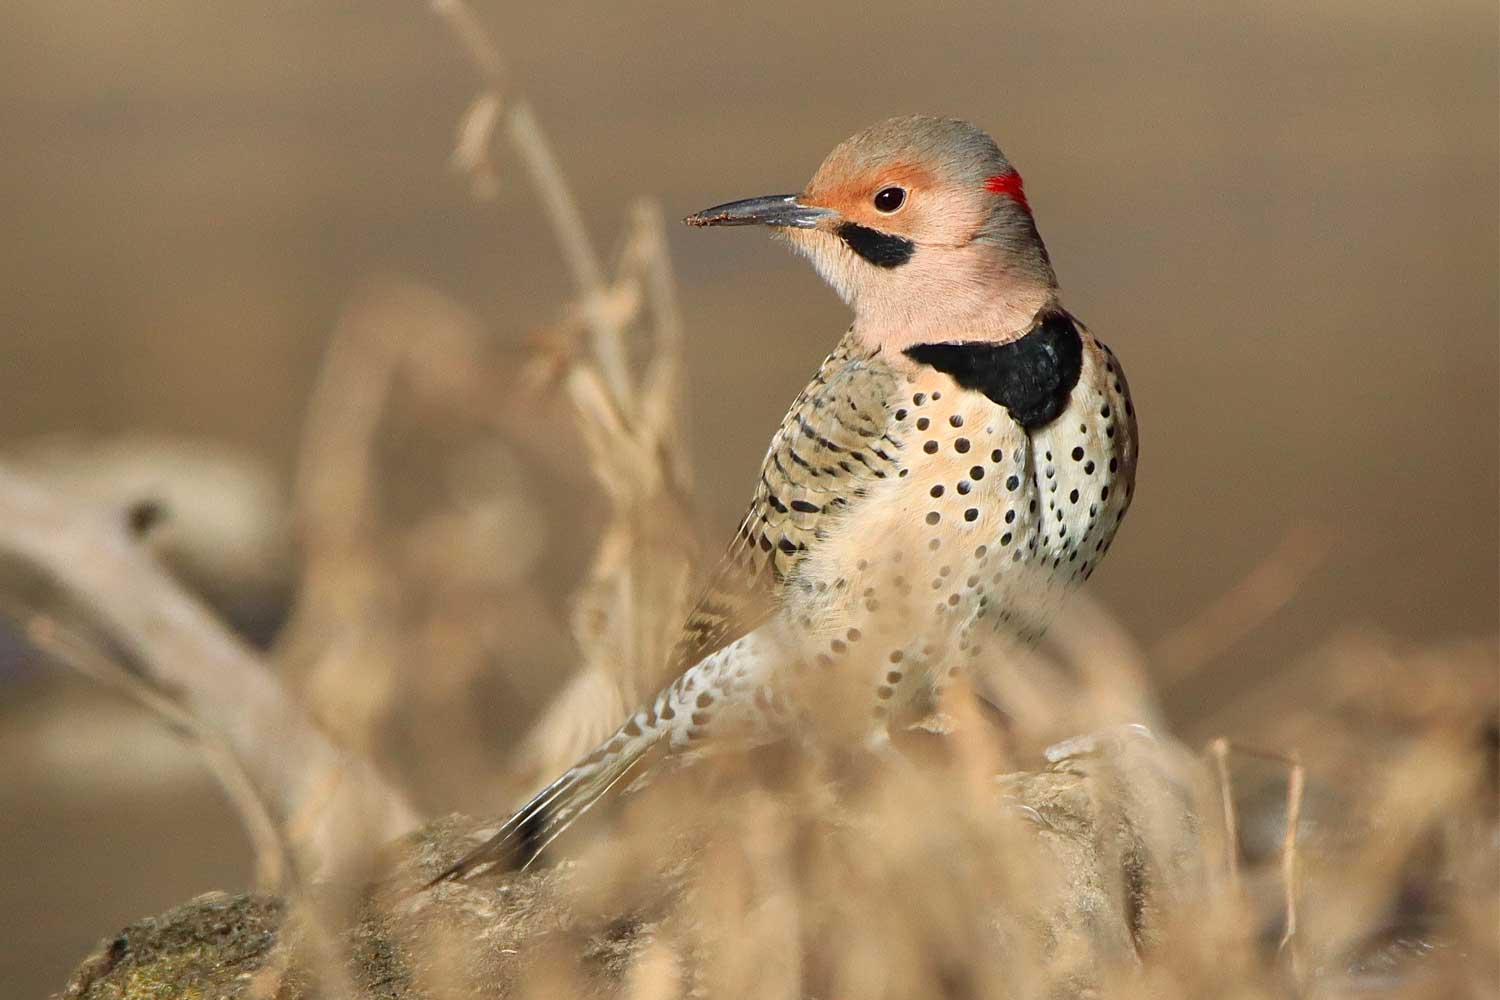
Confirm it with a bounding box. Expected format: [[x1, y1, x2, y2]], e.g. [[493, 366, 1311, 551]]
[[686, 116, 1058, 355]]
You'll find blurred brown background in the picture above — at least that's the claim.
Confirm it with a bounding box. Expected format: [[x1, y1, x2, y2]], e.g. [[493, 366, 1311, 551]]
[[2, 1, 1496, 993]]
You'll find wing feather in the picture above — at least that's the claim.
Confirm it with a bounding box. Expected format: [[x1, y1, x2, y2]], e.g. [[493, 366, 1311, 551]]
[[668, 333, 901, 672]]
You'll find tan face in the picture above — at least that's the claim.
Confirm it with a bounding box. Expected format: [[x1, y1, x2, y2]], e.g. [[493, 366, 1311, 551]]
[[778, 150, 1009, 313], [686, 116, 1057, 348], [800, 158, 992, 250]]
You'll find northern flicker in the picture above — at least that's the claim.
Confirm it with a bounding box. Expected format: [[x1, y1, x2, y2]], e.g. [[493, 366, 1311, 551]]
[[434, 115, 1137, 881]]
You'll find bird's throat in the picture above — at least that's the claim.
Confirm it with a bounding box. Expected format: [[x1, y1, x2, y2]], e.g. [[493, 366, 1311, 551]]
[[852, 276, 1057, 362]]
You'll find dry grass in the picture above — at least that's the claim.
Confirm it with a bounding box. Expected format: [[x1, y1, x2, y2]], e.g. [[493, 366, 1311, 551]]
[[5, 4, 1496, 998]]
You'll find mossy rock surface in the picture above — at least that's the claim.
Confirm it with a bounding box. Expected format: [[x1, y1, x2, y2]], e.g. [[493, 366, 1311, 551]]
[[60, 892, 287, 1000], [56, 812, 667, 1000]]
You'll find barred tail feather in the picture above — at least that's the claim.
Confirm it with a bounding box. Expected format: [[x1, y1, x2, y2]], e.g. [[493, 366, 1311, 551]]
[[428, 734, 660, 885]]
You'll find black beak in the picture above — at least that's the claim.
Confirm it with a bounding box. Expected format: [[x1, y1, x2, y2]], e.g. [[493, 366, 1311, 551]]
[[684, 194, 836, 229]]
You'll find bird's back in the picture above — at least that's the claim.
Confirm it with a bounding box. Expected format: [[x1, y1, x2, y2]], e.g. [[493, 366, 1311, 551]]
[[677, 311, 1137, 726]]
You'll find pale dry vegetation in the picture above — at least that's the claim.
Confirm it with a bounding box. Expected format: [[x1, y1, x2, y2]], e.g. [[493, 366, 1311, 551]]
[[0, 5, 1492, 998]]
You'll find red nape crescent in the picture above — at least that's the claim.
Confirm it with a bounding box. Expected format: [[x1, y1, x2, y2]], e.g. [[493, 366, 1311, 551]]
[[985, 171, 1030, 213]]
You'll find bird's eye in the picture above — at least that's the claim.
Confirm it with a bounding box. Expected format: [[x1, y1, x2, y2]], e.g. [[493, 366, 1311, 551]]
[[873, 186, 906, 213]]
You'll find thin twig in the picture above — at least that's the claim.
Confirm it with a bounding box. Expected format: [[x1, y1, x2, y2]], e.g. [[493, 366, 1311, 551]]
[[1278, 754, 1305, 982], [504, 105, 607, 306], [506, 104, 631, 407], [23, 611, 292, 892], [430, 0, 506, 85], [1207, 738, 1308, 981], [1208, 737, 1241, 890], [431, 0, 633, 408]]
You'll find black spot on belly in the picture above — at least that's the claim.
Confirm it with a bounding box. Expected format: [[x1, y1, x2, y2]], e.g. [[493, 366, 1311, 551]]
[[836, 222, 915, 268], [902, 310, 1084, 429]]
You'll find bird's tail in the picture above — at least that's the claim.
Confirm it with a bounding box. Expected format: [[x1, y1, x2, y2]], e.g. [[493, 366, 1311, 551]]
[[428, 729, 662, 885]]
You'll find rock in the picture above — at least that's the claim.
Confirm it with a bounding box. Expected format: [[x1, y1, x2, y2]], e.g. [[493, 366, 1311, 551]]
[[59, 892, 286, 999], [58, 735, 1205, 999]]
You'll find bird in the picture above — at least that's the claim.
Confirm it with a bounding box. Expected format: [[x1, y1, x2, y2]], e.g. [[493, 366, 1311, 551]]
[[432, 115, 1138, 882]]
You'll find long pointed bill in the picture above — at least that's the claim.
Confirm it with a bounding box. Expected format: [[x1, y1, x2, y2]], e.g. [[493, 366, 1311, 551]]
[[684, 194, 836, 229]]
